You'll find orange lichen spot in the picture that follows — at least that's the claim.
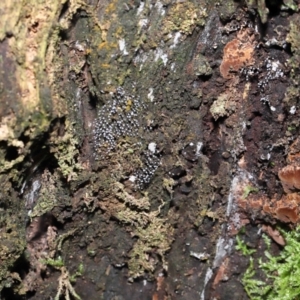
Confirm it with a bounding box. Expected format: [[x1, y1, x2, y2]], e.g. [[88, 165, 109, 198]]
[[153, 274, 167, 300], [262, 201, 273, 215], [220, 29, 255, 79], [100, 63, 111, 69], [262, 225, 285, 246], [287, 137, 300, 164], [278, 164, 300, 193], [213, 257, 230, 288], [238, 192, 300, 225], [98, 42, 108, 50], [85, 48, 92, 55], [276, 207, 298, 223], [275, 193, 300, 223]]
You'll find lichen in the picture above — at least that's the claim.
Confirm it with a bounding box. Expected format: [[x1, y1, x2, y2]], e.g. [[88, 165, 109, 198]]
[[49, 120, 82, 181], [162, 1, 207, 35], [191, 54, 213, 77], [113, 183, 173, 278], [284, 15, 300, 105], [128, 213, 174, 279], [210, 91, 237, 121], [0, 219, 26, 291], [29, 170, 63, 219]]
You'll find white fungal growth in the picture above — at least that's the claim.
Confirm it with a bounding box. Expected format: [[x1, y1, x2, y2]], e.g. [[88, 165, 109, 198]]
[[118, 39, 128, 55], [138, 18, 148, 29], [148, 142, 156, 153], [200, 268, 213, 300], [190, 251, 209, 260], [170, 32, 181, 49], [147, 88, 154, 102], [155, 1, 165, 16], [196, 142, 203, 156], [137, 1, 144, 15], [129, 175, 136, 183], [154, 48, 168, 66], [290, 106, 296, 115], [213, 236, 233, 268]]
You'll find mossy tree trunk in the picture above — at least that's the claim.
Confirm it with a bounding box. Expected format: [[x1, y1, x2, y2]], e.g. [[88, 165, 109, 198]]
[[0, 0, 300, 299]]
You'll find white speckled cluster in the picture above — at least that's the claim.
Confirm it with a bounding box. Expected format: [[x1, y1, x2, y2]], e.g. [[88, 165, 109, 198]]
[[93, 87, 143, 156], [131, 150, 160, 190], [258, 58, 284, 92], [93, 87, 160, 189]]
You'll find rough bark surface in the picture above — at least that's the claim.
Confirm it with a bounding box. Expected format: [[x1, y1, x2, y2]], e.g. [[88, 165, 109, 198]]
[[1, 0, 300, 299]]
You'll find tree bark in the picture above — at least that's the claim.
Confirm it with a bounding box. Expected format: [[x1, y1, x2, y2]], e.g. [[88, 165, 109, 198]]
[[0, 0, 300, 299]]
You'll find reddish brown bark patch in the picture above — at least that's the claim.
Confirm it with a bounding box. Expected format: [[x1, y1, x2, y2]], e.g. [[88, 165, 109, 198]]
[[220, 29, 255, 79], [238, 193, 300, 225], [278, 164, 300, 193]]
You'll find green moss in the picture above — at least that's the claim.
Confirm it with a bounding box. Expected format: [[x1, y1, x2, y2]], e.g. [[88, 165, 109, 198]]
[[241, 227, 300, 300], [242, 257, 271, 300], [42, 256, 64, 268], [242, 185, 259, 199], [70, 263, 84, 283], [49, 120, 82, 181], [236, 235, 256, 256]]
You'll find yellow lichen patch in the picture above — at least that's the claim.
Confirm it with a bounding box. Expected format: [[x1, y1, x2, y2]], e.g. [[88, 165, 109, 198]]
[[162, 1, 207, 35], [97, 40, 118, 52], [0, 114, 16, 141], [10, 1, 65, 112], [0, 0, 22, 41], [220, 28, 256, 79], [98, 41, 110, 50], [105, 2, 117, 14]]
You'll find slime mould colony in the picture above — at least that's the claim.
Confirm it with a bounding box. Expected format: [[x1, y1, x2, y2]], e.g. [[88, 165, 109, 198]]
[[92, 87, 160, 190]]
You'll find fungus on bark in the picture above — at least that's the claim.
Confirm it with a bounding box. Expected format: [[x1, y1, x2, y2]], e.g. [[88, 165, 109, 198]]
[[278, 164, 300, 193]]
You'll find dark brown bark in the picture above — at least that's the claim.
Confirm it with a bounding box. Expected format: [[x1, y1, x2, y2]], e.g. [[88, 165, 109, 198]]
[[1, 1, 300, 299]]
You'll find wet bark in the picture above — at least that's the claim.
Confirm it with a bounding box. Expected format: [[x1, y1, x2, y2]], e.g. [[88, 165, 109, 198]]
[[0, 0, 300, 299]]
